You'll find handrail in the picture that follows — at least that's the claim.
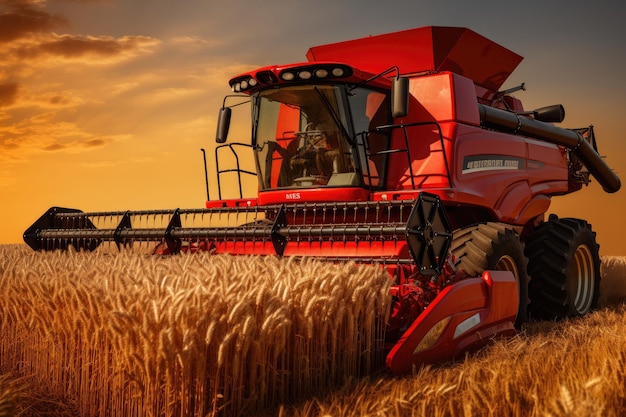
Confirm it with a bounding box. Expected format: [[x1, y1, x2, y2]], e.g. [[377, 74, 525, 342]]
[[215, 142, 257, 200]]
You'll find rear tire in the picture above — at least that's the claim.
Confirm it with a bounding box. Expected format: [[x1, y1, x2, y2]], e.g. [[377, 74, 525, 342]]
[[525, 217, 600, 320], [451, 222, 529, 327]]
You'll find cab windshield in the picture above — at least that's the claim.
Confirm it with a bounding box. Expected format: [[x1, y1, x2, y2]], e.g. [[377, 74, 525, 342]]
[[253, 85, 389, 190]]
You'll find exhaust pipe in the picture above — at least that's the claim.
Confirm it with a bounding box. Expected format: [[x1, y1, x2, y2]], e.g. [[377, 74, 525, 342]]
[[478, 104, 621, 193]]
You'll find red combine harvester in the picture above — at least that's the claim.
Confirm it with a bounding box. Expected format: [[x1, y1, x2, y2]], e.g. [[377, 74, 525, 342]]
[[24, 27, 620, 375]]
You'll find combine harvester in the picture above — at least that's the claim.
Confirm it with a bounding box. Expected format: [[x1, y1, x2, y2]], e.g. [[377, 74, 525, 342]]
[[24, 27, 620, 375]]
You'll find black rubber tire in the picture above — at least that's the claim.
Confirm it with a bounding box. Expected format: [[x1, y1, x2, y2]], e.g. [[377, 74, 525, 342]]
[[451, 222, 529, 327], [524, 217, 600, 320]]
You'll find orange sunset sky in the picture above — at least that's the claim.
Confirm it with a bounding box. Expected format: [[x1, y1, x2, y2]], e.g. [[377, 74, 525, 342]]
[[1, 0, 626, 254]]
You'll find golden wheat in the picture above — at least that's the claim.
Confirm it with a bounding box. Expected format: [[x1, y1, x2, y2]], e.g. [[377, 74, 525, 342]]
[[4, 245, 626, 416], [599, 256, 626, 307], [0, 244, 391, 416], [279, 268, 626, 417], [0, 373, 22, 417]]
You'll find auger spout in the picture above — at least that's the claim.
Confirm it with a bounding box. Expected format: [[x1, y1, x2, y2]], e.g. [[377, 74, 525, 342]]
[[478, 103, 621, 193]]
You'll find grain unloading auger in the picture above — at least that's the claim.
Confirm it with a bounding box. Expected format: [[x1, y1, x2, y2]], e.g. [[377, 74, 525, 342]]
[[24, 26, 619, 375]]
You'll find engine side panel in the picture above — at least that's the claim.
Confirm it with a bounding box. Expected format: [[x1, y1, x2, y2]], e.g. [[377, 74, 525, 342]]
[[453, 124, 569, 224], [382, 71, 570, 226]]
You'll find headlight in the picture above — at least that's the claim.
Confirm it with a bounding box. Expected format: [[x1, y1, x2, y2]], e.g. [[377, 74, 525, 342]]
[[298, 70, 312, 80], [332, 67, 345, 77], [314, 68, 329, 78], [413, 316, 452, 355]]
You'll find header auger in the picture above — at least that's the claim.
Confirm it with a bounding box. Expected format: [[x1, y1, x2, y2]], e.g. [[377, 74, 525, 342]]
[[25, 26, 619, 374]]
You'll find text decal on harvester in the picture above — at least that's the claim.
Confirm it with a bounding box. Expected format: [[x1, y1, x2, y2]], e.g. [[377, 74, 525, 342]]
[[462, 155, 525, 174], [285, 193, 301, 200]]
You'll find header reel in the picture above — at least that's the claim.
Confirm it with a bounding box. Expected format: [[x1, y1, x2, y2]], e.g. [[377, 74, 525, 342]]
[[24, 193, 453, 277]]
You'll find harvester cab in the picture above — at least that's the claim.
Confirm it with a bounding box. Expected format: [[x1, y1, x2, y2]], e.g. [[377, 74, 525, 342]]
[[214, 64, 404, 201], [24, 26, 620, 375]]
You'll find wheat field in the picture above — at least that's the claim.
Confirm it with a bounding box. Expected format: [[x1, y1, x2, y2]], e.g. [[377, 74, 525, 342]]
[[278, 256, 626, 417], [0, 244, 390, 416], [1, 246, 626, 417]]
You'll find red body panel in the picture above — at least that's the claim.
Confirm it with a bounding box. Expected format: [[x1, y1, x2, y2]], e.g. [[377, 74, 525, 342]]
[[406, 72, 480, 125], [386, 270, 518, 375], [371, 71, 569, 226], [209, 240, 410, 260], [257, 188, 371, 205], [452, 126, 569, 224]]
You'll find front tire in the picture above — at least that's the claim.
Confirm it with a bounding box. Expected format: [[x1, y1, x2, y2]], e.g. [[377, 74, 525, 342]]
[[524, 217, 600, 320], [451, 222, 529, 327]]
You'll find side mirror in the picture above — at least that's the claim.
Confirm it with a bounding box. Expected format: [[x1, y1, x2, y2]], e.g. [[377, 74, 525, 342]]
[[215, 107, 232, 143], [391, 76, 409, 118], [533, 104, 565, 123]]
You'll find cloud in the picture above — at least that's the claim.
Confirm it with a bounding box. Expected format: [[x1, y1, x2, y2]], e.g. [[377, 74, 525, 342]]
[[0, 0, 162, 168], [0, 0, 243, 198], [1, 0, 161, 69], [0, 82, 19, 107], [42, 137, 107, 151], [79, 155, 154, 169], [0, 0, 67, 42], [0, 114, 125, 159], [3, 33, 161, 66], [12, 33, 161, 62], [168, 35, 221, 50]]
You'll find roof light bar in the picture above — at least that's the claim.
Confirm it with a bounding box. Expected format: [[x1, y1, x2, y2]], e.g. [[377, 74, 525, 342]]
[[230, 76, 258, 92], [230, 64, 353, 91], [278, 64, 352, 83]]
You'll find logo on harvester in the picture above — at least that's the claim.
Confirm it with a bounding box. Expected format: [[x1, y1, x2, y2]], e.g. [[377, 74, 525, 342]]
[[285, 192, 301, 200], [462, 155, 525, 174]]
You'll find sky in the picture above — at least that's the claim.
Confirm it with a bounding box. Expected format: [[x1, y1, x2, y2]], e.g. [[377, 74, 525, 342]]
[[1, 0, 626, 254]]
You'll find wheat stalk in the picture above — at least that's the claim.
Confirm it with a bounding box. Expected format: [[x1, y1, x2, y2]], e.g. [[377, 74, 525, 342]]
[[0, 244, 391, 416]]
